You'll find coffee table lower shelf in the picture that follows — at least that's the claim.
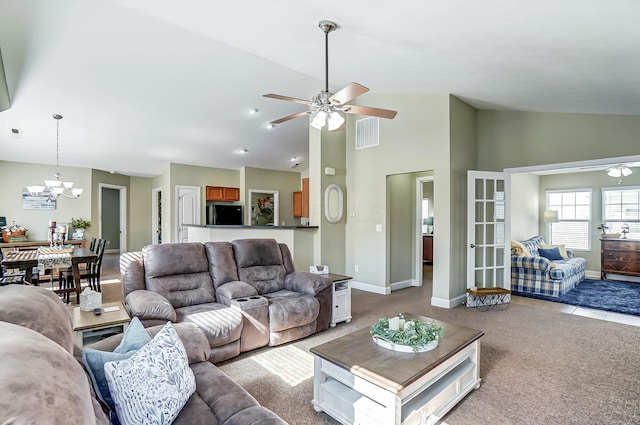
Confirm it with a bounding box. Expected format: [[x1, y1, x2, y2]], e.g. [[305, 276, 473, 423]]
[[312, 340, 481, 425]]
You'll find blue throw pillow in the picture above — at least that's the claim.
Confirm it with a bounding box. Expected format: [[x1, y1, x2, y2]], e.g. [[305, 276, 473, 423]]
[[82, 317, 151, 411], [538, 247, 564, 261]]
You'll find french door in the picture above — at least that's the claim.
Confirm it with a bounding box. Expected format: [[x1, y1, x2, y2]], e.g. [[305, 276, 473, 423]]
[[466, 171, 511, 306]]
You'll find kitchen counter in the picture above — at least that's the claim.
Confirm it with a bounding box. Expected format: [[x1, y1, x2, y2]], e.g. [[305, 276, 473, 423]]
[[186, 224, 318, 270], [185, 224, 318, 230]]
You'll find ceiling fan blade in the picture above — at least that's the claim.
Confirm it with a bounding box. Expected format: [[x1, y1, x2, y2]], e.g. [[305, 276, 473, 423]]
[[343, 104, 397, 119], [270, 110, 310, 125], [329, 82, 369, 105], [263, 93, 311, 105]]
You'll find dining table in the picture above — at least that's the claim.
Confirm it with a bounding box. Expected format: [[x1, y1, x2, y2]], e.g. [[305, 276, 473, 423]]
[[1, 247, 97, 301]]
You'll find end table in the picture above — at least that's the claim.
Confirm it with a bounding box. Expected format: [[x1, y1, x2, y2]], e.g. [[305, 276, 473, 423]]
[[73, 301, 130, 347]]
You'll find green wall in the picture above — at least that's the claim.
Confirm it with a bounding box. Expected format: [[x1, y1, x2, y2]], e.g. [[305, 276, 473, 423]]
[[0, 160, 91, 241], [344, 93, 466, 303], [243, 167, 302, 227], [478, 111, 640, 171]]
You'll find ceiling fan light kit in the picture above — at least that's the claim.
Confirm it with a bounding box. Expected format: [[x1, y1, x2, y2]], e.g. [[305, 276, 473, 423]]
[[263, 20, 397, 131]]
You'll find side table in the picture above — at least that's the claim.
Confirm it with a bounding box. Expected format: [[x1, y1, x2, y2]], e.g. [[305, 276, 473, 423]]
[[327, 273, 352, 327], [73, 301, 131, 347]]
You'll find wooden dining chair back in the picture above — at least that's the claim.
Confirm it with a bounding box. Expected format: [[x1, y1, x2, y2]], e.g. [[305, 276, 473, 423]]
[[89, 237, 97, 252], [0, 250, 28, 285]]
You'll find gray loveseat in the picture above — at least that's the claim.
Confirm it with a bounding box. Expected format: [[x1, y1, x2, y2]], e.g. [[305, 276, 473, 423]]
[[0, 284, 287, 425], [121, 238, 333, 363]]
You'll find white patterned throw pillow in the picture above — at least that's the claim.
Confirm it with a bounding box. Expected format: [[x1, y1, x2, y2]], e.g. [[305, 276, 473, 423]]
[[104, 322, 196, 425]]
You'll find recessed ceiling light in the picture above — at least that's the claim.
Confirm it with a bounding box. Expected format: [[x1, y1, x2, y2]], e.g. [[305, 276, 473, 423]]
[[237, 148, 249, 154], [249, 108, 259, 115], [290, 157, 298, 161], [266, 124, 275, 129]]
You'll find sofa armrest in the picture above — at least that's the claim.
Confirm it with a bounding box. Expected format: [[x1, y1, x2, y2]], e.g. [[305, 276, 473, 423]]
[[511, 255, 551, 271], [216, 281, 258, 305], [86, 322, 210, 365], [284, 272, 332, 296], [125, 289, 177, 322]]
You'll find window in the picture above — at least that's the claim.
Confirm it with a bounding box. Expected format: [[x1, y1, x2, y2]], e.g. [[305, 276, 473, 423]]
[[602, 187, 640, 237], [546, 190, 592, 250]]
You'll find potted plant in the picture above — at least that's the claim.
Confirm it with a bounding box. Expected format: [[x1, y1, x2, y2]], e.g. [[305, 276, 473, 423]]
[[71, 218, 91, 239]]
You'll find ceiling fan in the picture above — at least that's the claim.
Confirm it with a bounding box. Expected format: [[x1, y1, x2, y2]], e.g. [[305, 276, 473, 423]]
[[263, 20, 397, 131]]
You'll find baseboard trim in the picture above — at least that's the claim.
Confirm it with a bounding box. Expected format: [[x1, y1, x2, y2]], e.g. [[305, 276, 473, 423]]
[[585, 269, 600, 279], [350, 280, 391, 295], [390, 279, 414, 291], [431, 293, 467, 309]]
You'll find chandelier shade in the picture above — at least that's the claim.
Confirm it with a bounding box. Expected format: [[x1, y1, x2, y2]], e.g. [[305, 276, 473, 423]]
[[27, 114, 83, 200], [607, 165, 633, 178]]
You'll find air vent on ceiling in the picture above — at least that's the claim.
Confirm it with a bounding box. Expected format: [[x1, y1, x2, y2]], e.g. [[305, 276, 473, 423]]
[[9, 128, 22, 138], [355, 117, 379, 150]]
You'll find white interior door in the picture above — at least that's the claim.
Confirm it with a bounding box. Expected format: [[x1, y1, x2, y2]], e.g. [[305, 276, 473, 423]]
[[467, 171, 511, 305], [176, 185, 200, 243]]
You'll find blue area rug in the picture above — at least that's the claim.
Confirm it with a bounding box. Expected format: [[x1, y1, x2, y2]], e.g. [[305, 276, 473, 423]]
[[513, 279, 640, 316]]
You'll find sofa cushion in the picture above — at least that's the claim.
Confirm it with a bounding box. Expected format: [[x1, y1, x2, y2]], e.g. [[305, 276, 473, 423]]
[[105, 322, 196, 425], [205, 241, 240, 288], [0, 285, 75, 353], [233, 239, 287, 294], [538, 247, 564, 261], [176, 303, 243, 348], [82, 317, 152, 411], [265, 293, 320, 332], [540, 243, 569, 259], [549, 258, 588, 280], [0, 321, 98, 424], [521, 236, 545, 257], [144, 243, 217, 308]]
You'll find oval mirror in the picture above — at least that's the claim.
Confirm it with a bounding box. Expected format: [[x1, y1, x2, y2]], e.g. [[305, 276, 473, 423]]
[[324, 184, 344, 224]]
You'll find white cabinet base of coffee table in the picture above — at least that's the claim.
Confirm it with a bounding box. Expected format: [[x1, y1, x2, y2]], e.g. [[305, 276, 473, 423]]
[[310, 314, 483, 425]]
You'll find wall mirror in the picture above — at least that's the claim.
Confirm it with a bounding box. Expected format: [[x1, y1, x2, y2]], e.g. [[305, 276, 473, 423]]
[[324, 184, 344, 224]]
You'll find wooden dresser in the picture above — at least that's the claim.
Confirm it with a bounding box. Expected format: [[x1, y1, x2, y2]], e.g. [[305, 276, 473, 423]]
[[600, 239, 640, 279]]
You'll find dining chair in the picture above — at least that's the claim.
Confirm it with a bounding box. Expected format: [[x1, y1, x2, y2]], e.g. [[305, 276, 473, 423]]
[[0, 250, 27, 285], [61, 238, 107, 293]]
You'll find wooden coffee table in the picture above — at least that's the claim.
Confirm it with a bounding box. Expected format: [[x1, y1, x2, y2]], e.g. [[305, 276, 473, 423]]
[[310, 313, 484, 425], [73, 301, 130, 347]]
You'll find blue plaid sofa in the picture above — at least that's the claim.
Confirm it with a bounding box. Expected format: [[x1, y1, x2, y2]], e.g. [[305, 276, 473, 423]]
[[511, 236, 587, 297]]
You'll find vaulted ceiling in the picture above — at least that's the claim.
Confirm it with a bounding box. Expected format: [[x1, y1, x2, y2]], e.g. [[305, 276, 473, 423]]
[[1, 0, 639, 177]]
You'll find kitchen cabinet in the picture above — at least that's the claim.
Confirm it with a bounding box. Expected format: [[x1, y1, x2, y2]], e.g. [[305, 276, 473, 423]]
[[423, 235, 433, 263], [293, 191, 303, 217], [293, 178, 310, 218], [206, 186, 239, 202]]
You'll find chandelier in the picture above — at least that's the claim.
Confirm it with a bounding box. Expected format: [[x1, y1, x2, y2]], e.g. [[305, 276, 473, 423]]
[[27, 114, 83, 199]]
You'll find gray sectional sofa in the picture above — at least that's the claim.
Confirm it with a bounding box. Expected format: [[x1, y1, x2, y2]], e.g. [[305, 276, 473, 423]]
[[0, 284, 287, 425], [121, 238, 333, 363]]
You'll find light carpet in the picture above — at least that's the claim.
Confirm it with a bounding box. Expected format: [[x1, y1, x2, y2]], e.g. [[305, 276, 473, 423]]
[[218, 282, 640, 425]]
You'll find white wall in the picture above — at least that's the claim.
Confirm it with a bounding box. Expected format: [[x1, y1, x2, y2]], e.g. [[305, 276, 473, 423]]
[[510, 173, 540, 241]]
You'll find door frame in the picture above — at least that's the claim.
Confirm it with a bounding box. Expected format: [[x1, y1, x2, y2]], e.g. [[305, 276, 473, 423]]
[[414, 175, 434, 286], [98, 183, 127, 254], [152, 187, 162, 244]]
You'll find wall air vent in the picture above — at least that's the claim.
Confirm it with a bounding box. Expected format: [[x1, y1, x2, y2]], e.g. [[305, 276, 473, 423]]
[[355, 117, 379, 150]]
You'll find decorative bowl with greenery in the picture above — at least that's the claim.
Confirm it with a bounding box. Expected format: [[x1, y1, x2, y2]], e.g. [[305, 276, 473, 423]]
[[370, 316, 444, 352], [71, 218, 91, 230]]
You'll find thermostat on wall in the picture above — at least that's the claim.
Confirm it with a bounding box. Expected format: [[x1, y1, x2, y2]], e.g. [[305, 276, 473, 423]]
[[324, 167, 336, 175]]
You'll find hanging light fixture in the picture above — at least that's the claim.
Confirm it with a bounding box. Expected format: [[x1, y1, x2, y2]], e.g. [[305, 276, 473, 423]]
[[607, 164, 633, 184], [27, 114, 83, 199]]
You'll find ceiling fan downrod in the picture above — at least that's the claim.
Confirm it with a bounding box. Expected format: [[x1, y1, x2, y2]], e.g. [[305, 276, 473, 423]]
[[319, 20, 337, 94]]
